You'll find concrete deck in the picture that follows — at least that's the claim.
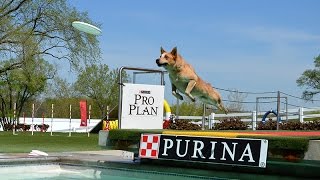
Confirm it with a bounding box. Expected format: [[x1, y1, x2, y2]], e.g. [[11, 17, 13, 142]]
[[0, 150, 134, 164], [304, 140, 320, 161]]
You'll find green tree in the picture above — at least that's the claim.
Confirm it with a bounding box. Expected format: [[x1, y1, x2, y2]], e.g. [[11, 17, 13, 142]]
[[0, 58, 55, 129], [74, 64, 130, 119], [171, 101, 203, 116], [0, 0, 101, 129], [0, 0, 101, 74], [297, 55, 320, 100], [46, 77, 77, 99]]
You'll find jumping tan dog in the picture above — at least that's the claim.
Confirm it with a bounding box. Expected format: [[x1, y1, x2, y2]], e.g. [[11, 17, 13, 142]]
[[156, 47, 228, 114]]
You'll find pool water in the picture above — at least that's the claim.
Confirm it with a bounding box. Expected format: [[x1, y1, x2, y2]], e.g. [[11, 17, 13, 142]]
[[0, 164, 227, 180], [0, 163, 308, 180]]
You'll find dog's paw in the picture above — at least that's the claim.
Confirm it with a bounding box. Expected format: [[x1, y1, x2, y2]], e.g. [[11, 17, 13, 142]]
[[186, 94, 196, 102], [173, 91, 184, 100], [176, 94, 183, 100]]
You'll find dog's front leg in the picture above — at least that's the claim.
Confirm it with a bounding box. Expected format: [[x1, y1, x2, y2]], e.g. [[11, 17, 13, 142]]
[[172, 84, 183, 100], [185, 80, 196, 102]]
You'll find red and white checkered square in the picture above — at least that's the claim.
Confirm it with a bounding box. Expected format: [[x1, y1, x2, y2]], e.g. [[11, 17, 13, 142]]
[[139, 134, 160, 159]]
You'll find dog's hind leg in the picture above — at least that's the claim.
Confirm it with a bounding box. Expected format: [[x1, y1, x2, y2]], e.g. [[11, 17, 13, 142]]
[[185, 80, 197, 102], [172, 84, 183, 100]]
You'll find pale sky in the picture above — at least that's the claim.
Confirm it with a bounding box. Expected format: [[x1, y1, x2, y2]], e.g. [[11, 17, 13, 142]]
[[66, 0, 320, 111]]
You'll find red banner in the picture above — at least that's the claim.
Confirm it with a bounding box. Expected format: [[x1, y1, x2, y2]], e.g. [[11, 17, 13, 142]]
[[80, 100, 87, 126]]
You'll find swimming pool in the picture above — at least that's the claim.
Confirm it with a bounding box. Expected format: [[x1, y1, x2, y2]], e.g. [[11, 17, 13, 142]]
[[0, 161, 308, 180], [0, 163, 230, 180]]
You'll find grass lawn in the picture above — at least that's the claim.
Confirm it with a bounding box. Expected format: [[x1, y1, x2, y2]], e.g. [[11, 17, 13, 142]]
[[0, 131, 103, 153]]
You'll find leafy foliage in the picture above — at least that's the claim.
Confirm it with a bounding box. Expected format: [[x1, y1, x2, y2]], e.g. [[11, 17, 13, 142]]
[[74, 64, 129, 118], [0, 59, 55, 129], [257, 119, 320, 130], [168, 120, 201, 130], [297, 55, 320, 100], [257, 118, 278, 130], [213, 117, 248, 130], [108, 129, 163, 150], [0, 0, 101, 128], [170, 101, 203, 116], [0, 0, 101, 73]]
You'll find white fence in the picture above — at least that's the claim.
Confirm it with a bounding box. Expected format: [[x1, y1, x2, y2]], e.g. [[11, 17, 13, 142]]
[[0, 118, 101, 132], [176, 107, 320, 130]]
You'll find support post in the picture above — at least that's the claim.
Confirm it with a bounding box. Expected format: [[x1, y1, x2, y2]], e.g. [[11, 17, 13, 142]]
[[209, 112, 215, 130], [202, 104, 206, 130], [285, 97, 288, 121], [252, 111, 257, 130], [23, 112, 25, 131], [13, 103, 16, 135], [176, 97, 180, 119], [51, 104, 53, 136], [69, 104, 72, 137], [276, 91, 280, 130], [42, 113, 44, 132], [255, 98, 259, 126], [88, 105, 91, 137], [32, 104, 35, 136], [299, 107, 304, 123]]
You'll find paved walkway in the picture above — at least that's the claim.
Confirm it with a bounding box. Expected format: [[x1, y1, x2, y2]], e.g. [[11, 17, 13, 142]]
[[0, 150, 134, 164]]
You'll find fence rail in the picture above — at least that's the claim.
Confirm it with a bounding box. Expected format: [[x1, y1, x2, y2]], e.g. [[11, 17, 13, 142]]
[[176, 107, 320, 130]]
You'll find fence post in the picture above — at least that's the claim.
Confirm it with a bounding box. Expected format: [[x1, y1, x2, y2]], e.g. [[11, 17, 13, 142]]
[[69, 104, 72, 137], [252, 111, 257, 130], [51, 104, 53, 136], [202, 104, 206, 130], [299, 107, 304, 123], [32, 104, 35, 136], [209, 113, 215, 130], [13, 103, 17, 135], [88, 105, 91, 137]]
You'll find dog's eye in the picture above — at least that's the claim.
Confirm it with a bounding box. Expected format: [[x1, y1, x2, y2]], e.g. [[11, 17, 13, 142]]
[[164, 55, 168, 59]]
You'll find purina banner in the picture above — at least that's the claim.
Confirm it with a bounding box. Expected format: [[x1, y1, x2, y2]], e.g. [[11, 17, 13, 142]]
[[139, 134, 268, 168], [79, 100, 87, 126], [121, 83, 164, 129]]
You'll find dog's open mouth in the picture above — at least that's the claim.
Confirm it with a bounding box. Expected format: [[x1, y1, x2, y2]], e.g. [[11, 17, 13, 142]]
[[156, 59, 168, 67]]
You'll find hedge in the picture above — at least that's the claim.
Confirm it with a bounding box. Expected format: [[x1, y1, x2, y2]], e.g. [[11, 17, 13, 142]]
[[107, 129, 163, 151]]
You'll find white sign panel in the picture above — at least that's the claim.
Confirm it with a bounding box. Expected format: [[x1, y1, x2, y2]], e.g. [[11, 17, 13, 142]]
[[121, 83, 164, 129]]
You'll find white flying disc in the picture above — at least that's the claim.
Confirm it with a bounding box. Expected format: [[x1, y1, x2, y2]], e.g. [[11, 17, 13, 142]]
[[29, 150, 49, 156], [72, 21, 102, 35]]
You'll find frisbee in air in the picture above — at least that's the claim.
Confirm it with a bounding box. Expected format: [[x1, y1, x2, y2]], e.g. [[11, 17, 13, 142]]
[[29, 150, 48, 156], [72, 21, 102, 35]]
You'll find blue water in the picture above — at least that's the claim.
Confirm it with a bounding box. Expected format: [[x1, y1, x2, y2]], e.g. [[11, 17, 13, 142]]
[[0, 164, 227, 180], [0, 163, 306, 180]]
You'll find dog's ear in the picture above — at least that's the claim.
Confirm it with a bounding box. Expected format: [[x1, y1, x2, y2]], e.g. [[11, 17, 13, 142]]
[[171, 47, 177, 57], [160, 47, 166, 54]]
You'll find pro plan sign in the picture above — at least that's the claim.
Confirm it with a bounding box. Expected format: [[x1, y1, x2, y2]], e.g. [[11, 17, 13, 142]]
[[139, 134, 268, 168], [121, 83, 164, 129]]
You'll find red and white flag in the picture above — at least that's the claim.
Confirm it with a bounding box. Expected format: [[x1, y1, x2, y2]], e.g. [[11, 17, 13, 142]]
[[80, 100, 87, 126]]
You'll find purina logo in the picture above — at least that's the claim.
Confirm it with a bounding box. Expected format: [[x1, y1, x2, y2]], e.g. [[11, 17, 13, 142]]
[[140, 90, 151, 94], [139, 134, 160, 159], [139, 134, 268, 168]]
